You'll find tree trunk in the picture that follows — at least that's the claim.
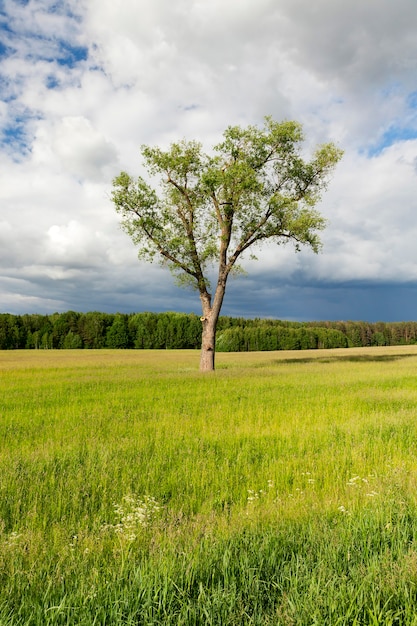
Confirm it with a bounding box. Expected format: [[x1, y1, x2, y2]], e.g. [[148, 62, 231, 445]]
[[199, 315, 217, 372], [199, 278, 227, 372]]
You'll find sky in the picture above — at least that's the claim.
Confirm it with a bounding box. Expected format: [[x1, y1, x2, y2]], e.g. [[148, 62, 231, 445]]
[[1, 0, 417, 322]]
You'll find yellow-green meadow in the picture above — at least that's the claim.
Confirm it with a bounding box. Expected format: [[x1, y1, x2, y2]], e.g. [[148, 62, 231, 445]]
[[2, 346, 417, 624]]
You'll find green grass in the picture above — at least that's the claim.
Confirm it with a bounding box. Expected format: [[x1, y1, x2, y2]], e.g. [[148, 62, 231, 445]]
[[2, 346, 417, 624]]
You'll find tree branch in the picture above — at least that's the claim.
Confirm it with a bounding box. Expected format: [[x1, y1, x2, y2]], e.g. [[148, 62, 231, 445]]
[[165, 176, 210, 295], [226, 207, 273, 270]]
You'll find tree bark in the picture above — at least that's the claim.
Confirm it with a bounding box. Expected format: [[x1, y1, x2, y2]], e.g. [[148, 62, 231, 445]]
[[199, 280, 227, 372], [199, 315, 217, 372]]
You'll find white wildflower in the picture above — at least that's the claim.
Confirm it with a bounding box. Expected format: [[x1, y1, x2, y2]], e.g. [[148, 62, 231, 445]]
[[338, 505, 350, 515], [5, 531, 22, 547], [347, 476, 361, 486], [247, 489, 259, 503], [105, 494, 161, 541]]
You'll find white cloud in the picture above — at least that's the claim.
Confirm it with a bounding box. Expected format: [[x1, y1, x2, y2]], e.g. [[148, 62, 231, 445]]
[[44, 116, 118, 180]]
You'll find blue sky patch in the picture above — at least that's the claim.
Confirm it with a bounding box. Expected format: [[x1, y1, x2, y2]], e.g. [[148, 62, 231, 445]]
[[407, 91, 417, 109], [0, 14, 15, 46], [45, 74, 60, 89], [2, 119, 31, 156], [368, 125, 417, 156], [56, 42, 88, 68], [0, 40, 10, 58], [1, 106, 42, 158], [0, 2, 88, 67]]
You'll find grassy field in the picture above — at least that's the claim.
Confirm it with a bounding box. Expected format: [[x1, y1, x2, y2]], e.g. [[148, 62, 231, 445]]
[[2, 346, 417, 625]]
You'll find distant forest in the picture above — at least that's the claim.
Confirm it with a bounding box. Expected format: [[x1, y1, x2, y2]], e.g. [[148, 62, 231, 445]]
[[0, 311, 417, 351]]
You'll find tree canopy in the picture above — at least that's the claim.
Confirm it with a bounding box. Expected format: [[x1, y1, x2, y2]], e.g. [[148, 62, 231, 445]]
[[111, 117, 343, 370]]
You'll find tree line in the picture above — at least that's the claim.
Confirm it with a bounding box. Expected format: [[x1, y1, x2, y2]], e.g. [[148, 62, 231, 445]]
[[0, 311, 416, 351]]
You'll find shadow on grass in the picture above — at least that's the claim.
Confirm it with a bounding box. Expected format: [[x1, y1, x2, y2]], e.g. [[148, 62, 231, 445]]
[[278, 352, 417, 365]]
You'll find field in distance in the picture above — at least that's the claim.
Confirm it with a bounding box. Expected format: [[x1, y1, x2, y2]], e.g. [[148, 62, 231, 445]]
[[2, 345, 417, 624]]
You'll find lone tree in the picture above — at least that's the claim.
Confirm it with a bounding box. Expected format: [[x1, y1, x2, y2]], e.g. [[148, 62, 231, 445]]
[[111, 117, 342, 371]]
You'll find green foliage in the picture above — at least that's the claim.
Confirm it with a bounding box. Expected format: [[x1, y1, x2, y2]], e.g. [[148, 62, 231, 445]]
[[111, 117, 342, 298], [105, 314, 131, 349], [78, 311, 110, 349], [62, 330, 83, 349], [1, 312, 417, 353], [216, 324, 349, 351]]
